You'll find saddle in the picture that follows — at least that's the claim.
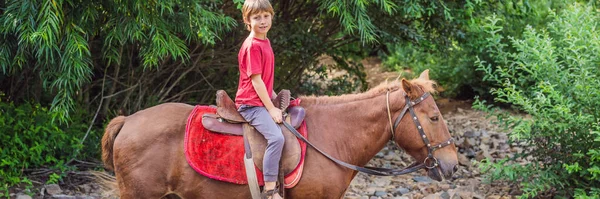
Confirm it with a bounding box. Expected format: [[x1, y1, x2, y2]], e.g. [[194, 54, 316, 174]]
[[202, 90, 306, 175]]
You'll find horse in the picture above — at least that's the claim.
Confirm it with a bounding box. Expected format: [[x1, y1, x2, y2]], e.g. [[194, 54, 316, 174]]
[[99, 69, 458, 198]]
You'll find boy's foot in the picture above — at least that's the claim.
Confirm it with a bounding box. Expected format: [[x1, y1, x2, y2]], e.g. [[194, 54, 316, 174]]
[[261, 188, 282, 199]]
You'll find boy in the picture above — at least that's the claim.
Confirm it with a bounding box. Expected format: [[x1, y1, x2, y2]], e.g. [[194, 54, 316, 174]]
[[235, 0, 284, 198]]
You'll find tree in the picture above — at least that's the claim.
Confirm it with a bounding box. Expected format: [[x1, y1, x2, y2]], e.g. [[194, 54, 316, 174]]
[[1, 0, 236, 122]]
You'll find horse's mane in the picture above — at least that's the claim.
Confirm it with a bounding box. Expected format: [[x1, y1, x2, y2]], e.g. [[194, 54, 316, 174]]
[[300, 78, 437, 105]]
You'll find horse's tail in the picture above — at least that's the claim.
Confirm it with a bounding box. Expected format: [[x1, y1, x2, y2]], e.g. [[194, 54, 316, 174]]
[[102, 116, 126, 171], [91, 170, 119, 198]]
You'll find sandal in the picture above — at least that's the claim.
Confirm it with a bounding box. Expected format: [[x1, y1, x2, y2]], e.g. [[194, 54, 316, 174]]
[[261, 186, 281, 199]]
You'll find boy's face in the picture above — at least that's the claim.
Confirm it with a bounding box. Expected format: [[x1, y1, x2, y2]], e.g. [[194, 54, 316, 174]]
[[247, 11, 272, 38]]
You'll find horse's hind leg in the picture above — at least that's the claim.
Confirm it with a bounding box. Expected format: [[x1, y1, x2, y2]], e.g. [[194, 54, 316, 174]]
[[116, 173, 168, 199], [118, 184, 166, 199]]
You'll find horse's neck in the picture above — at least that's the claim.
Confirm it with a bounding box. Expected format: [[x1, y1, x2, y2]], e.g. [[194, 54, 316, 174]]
[[302, 93, 402, 167]]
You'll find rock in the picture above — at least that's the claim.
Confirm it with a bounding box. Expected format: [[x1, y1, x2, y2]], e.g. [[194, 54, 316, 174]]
[[491, 140, 500, 149], [462, 138, 475, 148], [412, 193, 424, 199], [463, 131, 480, 138], [424, 183, 441, 193], [365, 187, 377, 195], [393, 197, 410, 199], [412, 176, 433, 183], [465, 148, 476, 158], [52, 195, 76, 199], [374, 191, 387, 196], [46, 184, 63, 195], [455, 184, 476, 193], [424, 194, 442, 199], [475, 150, 491, 161], [79, 184, 92, 194], [439, 184, 451, 191], [457, 191, 473, 199], [473, 194, 485, 199], [440, 192, 451, 199], [480, 136, 490, 144], [446, 190, 460, 199], [395, 187, 410, 195], [76, 196, 97, 199], [384, 154, 395, 160], [457, 153, 470, 166], [486, 195, 501, 199], [467, 179, 480, 189], [372, 177, 391, 187], [16, 194, 33, 199]]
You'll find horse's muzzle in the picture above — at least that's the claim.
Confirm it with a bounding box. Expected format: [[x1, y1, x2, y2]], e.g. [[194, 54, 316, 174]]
[[427, 160, 457, 181]]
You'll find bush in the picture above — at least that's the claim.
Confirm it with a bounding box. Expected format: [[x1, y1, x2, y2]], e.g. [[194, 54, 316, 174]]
[[474, 3, 600, 197], [382, 0, 578, 99], [382, 42, 476, 97], [0, 95, 94, 196]]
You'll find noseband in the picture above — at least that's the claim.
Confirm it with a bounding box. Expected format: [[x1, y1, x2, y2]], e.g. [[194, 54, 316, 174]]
[[283, 90, 454, 176], [386, 91, 454, 169]]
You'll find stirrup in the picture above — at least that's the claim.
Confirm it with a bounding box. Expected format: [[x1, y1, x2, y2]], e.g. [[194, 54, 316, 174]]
[[261, 186, 280, 199]]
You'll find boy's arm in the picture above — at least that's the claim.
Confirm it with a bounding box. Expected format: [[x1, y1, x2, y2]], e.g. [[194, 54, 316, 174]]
[[250, 74, 283, 123]]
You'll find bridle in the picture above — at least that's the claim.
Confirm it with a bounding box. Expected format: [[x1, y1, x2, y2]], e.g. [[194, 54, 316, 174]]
[[386, 91, 454, 169], [283, 90, 454, 176]]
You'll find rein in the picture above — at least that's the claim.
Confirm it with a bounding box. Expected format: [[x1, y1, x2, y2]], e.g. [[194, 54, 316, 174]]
[[283, 91, 454, 176]]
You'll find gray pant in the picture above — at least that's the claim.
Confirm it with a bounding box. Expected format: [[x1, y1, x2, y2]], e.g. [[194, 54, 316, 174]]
[[238, 105, 284, 182]]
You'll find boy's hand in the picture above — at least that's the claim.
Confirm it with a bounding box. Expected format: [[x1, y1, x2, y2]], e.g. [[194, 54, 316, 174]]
[[268, 107, 283, 123]]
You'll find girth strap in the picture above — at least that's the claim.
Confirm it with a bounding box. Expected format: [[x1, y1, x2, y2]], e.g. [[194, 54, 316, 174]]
[[243, 125, 261, 199]]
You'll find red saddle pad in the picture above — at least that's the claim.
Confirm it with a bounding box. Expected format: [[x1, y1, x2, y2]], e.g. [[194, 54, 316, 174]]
[[184, 104, 307, 187]]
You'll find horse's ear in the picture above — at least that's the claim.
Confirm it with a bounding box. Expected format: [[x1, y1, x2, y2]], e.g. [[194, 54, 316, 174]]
[[419, 69, 430, 80], [402, 78, 419, 99]]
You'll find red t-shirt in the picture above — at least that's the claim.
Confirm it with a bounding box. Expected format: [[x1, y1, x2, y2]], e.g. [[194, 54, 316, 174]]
[[235, 37, 275, 107]]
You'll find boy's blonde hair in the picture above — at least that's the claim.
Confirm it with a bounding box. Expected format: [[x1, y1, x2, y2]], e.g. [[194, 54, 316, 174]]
[[242, 0, 275, 31]]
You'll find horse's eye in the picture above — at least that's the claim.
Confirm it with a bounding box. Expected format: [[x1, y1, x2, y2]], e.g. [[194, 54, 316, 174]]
[[430, 116, 439, 122]]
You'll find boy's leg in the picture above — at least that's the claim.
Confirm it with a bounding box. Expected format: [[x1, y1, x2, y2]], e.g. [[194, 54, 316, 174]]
[[238, 105, 285, 182]]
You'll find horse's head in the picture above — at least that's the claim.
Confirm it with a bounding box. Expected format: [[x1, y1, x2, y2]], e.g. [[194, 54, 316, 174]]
[[392, 70, 458, 181]]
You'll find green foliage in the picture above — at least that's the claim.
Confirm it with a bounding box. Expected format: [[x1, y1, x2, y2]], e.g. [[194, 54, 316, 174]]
[[474, 3, 600, 197], [575, 188, 600, 199], [0, 98, 92, 196], [300, 64, 363, 96], [0, 0, 237, 122], [382, 41, 473, 97], [320, 0, 397, 42], [381, 0, 579, 98]]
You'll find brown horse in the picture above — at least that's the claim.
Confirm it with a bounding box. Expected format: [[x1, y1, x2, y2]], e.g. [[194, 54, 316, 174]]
[[100, 70, 458, 198]]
